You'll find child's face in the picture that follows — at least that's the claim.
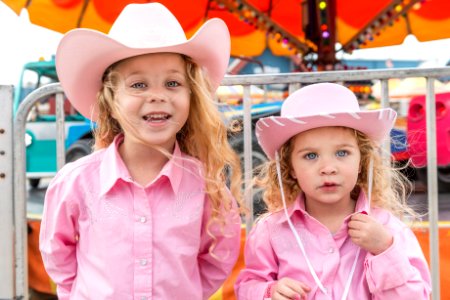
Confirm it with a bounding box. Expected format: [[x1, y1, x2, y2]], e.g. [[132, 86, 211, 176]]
[[113, 53, 190, 151], [290, 126, 361, 207]]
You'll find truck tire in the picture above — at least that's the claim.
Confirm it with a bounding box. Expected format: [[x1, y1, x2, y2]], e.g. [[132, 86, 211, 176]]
[[437, 167, 450, 192], [229, 132, 268, 216], [66, 139, 93, 163], [416, 167, 450, 193], [29, 178, 40, 189]]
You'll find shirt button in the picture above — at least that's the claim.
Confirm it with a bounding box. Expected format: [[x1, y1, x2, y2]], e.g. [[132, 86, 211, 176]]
[[140, 216, 146, 223], [140, 259, 147, 266], [328, 247, 334, 253], [140, 297, 147, 300]]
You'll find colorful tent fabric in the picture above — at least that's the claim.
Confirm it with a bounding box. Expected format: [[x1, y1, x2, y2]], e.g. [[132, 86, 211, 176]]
[[2, 0, 450, 57]]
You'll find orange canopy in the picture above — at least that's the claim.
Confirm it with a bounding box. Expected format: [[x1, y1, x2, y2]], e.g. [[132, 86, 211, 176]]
[[2, 0, 450, 57]]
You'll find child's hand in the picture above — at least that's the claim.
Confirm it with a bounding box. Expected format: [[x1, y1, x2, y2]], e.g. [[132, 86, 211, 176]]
[[271, 277, 311, 300], [348, 213, 393, 255]]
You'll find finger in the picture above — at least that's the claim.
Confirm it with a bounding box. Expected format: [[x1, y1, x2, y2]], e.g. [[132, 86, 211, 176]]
[[277, 283, 308, 299], [297, 282, 311, 292], [272, 291, 291, 300], [284, 279, 310, 295], [274, 285, 297, 300], [348, 228, 360, 238], [354, 213, 376, 223], [350, 213, 369, 222], [348, 220, 364, 230]]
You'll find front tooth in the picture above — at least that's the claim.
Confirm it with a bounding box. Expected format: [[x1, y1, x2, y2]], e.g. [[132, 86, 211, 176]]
[[150, 114, 165, 118]]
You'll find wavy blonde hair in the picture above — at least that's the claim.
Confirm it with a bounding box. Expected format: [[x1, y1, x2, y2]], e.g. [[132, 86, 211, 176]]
[[256, 127, 417, 219], [93, 54, 243, 235]]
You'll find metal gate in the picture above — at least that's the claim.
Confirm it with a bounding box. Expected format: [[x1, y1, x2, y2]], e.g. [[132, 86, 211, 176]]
[[1, 67, 449, 299]]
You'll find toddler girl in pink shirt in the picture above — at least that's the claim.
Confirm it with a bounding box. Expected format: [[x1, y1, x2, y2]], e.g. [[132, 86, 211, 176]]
[[39, 3, 242, 299], [235, 83, 431, 299]]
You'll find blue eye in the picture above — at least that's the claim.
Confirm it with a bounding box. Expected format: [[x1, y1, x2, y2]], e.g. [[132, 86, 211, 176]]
[[166, 81, 180, 88], [336, 150, 348, 157], [305, 152, 317, 160], [131, 82, 146, 89]]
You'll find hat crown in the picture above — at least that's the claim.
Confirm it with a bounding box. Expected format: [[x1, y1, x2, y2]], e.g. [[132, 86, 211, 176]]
[[281, 83, 360, 118], [109, 3, 187, 48]]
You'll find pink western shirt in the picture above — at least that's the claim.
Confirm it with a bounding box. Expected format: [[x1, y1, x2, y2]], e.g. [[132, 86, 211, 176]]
[[235, 193, 431, 300], [40, 135, 241, 299]]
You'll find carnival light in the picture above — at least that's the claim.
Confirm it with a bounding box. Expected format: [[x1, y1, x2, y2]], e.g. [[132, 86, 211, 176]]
[[215, 0, 317, 55]]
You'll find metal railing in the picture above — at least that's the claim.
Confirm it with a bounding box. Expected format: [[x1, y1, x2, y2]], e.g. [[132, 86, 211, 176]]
[[0, 85, 14, 300], [2, 66, 450, 299]]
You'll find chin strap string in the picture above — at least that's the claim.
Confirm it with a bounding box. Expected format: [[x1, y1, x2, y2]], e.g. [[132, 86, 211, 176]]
[[341, 157, 373, 298], [276, 151, 327, 295]]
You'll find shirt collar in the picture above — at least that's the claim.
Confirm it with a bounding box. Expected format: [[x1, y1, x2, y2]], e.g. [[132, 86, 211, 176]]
[[158, 142, 183, 194], [99, 135, 184, 196], [276, 191, 370, 224], [99, 134, 131, 196]]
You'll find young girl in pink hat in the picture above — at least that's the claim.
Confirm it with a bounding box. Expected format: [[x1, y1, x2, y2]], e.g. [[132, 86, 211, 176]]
[[39, 3, 242, 299], [235, 83, 431, 300]]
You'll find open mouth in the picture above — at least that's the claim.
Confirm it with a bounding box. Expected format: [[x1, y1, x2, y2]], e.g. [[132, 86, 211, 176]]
[[143, 113, 171, 122]]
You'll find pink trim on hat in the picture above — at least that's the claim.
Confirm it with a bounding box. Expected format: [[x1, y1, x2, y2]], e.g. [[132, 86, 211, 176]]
[[256, 83, 397, 160]]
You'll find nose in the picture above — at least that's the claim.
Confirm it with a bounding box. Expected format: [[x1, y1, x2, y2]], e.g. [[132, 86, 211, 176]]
[[146, 88, 168, 103], [148, 94, 167, 103], [319, 159, 337, 175]]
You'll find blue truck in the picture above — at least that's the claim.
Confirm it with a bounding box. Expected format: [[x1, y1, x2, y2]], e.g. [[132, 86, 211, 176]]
[[15, 57, 93, 188]]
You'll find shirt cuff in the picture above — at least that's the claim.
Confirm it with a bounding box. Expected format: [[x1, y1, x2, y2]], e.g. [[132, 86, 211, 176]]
[[365, 236, 412, 291], [264, 281, 277, 299]]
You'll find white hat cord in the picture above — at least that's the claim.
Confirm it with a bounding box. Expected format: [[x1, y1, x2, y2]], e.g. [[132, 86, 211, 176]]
[[275, 152, 374, 299]]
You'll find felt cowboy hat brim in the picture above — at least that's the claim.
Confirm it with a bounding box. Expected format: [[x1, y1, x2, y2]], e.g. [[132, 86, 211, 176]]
[[55, 3, 230, 121], [255, 83, 397, 160]]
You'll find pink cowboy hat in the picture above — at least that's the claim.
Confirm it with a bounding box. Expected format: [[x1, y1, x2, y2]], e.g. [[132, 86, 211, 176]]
[[255, 83, 397, 160], [55, 2, 230, 121]]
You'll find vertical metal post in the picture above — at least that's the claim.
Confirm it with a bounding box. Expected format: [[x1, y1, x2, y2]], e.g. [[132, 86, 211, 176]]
[[0, 85, 15, 299], [14, 98, 29, 300], [13, 83, 63, 300], [380, 79, 392, 159], [288, 82, 301, 95], [243, 85, 254, 233], [425, 77, 440, 300], [55, 92, 66, 169]]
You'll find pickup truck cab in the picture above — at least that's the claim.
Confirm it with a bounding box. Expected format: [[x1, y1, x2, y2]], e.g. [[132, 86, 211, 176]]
[[15, 57, 93, 188]]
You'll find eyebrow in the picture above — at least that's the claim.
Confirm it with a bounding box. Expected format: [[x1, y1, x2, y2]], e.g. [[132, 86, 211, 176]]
[[122, 69, 186, 80], [294, 143, 357, 153], [165, 69, 186, 74]]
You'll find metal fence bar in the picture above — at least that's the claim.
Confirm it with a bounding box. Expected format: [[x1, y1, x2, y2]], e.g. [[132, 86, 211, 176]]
[[222, 67, 450, 300], [0, 85, 14, 300], [242, 86, 254, 232], [425, 77, 440, 300], [380, 79, 392, 160], [223, 67, 450, 85], [55, 92, 66, 170], [7, 67, 450, 298], [13, 83, 64, 299], [288, 82, 301, 94]]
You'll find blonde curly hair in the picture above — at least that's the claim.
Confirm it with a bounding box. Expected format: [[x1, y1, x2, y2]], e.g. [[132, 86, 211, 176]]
[[255, 127, 417, 219], [93, 54, 243, 233]]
